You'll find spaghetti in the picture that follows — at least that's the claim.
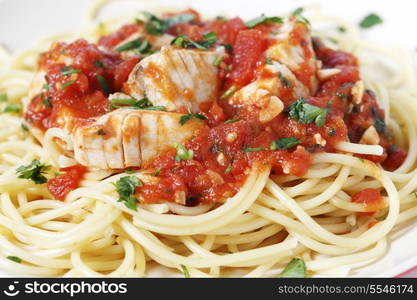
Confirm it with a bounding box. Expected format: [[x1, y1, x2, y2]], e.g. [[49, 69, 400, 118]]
[[0, 0, 416, 278]]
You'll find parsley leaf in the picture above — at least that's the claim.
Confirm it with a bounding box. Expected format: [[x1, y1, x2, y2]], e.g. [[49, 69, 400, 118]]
[[174, 143, 194, 161], [16, 159, 50, 184], [270, 137, 300, 150], [224, 115, 241, 124], [245, 14, 283, 28], [220, 86, 236, 99], [0, 93, 8, 102], [110, 97, 165, 111], [180, 264, 190, 278], [61, 67, 81, 76], [359, 13, 383, 29], [113, 176, 142, 211], [116, 38, 152, 54], [243, 146, 266, 152], [292, 7, 310, 25], [288, 99, 327, 127], [179, 113, 207, 125], [278, 258, 307, 278], [3, 104, 21, 113], [95, 75, 110, 94], [171, 32, 217, 50], [143, 12, 195, 36], [7, 256, 22, 263]]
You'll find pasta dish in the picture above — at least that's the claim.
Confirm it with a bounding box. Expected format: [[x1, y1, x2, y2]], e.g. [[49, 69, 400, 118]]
[[0, 0, 416, 277]]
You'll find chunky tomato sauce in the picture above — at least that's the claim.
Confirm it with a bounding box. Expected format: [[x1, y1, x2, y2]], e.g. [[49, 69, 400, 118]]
[[351, 188, 384, 216], [26, 9, 406, 205], [47, 165, 87, 200]]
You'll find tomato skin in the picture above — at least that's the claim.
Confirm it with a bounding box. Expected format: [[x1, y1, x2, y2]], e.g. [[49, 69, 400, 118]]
[[47, 165, 87, 200], [351, 188, 383, 216], [383, 146, 407, 171], [98, 24, 141, 49], [226, 29, 268, 89]]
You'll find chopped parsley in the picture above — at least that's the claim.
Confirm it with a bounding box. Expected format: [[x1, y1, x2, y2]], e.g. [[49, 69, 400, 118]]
[[116, 38, 152, 54], [338, 26, 346, 33], [7, 256, 22, 263], [143, 12, 195, 36], [327, 127, 336, 137], [222, 43, 233, 52], [171, 32, 217, 50], [278, 258, 307, 278], [94, 60, 105, 68], [220, 86, 236, 99], [279, 72, 292, 87], [288, 98, 327, 127], [245, 14, 283, 28], [153, 167, 162, 177], [270, 137, 300, 150], [41, 96, 52, 107], [3, 104, 21, 113], [359, 13, 383, 29], [180, 264, 190, 278], [335, 93, 350, 100], [179, 113, 207, 125], [113, 176, 142, 211], [0, 93, 7, 102], [61, 67, 81, 76], [110, 97, 165, 111], [292, 7, 310, 26], [21, 123, 29, 132], [95, 75, 110, 94], [243, 146, 266, 152], [212, 56, 223, 67], [16, 159, 50, 184], [174, 143, 194, 161], [225, 164, 232, 174], [224, 115, 241, 124], [61, 80, 75, 89], [265, 57, 273, 65]]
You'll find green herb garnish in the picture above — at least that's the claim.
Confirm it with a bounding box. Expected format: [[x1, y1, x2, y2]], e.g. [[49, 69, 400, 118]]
[[224, 115, 241, 124], [270, 137, 300, 150], [278, 258, 307, 278], [180, 264, 190, 278], [116, 38, 152, 54], [174, 143, 194, 161], [61, 80, 75, 89], [95, 75, 110, 94], [220, 86, 236, 99], [171, 32, 217, 50], [279, 72, 292, 87], [153, 167, 162, 177], [288, 98, 327, 127], [179, 113, 207, 125], [3, 104, 21, 113], [292, 7, 310, 25], [61, 67, 81, 76], [245, 14, 283, 28], [243, 146, 266, 152], [16, 159, 50, 184], [359, 13, 383, 29], [7, 256, 22, 263], [0, 93, 8, 102], [143, 12, 195, 36], [213, 56, 223, 67], [113, 176, 142, 211]]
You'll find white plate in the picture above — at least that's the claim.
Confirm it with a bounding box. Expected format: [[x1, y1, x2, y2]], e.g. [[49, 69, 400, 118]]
[[0, 0, 417, 277]]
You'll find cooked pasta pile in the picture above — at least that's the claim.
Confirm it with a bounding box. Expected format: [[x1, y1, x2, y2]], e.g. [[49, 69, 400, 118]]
[[0, 0, 416, 277]]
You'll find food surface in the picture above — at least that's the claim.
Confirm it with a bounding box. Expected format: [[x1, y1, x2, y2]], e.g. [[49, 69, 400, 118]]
[[0, 2, 416, 278]]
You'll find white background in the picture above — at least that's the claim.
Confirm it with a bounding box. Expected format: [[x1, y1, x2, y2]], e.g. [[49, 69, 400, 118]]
[[0, 0, 416, 277]]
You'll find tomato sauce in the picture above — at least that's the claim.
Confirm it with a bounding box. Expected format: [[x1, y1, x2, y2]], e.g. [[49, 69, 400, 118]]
[[26, 10, 407, 205], [351, 188, 384, 216], [47, 165, 87, 200]]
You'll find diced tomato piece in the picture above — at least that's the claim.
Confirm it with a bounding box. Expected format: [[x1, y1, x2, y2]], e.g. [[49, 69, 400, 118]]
[[47, 165, 87, 200], [351, 188, 383, 216], [227, 29, 267, 88]]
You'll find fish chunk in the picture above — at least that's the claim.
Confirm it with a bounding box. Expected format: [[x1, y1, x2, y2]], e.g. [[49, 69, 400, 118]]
[[124, 46, 219, 112], [72, 108, 208, 169], [230, 61, 309, 123], [266, 19, 319, 94]]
